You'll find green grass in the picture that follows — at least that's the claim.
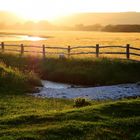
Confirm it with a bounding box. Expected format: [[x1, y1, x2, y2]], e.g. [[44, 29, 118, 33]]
[[0, 61, 41, 94], [0, 94, 140, 140], [0, 53, 140, 139], [0, 53, 140, 86]]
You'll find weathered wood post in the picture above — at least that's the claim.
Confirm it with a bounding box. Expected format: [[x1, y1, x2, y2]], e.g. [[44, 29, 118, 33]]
[[42, 44, 46, 59], [68, 46, 71, 58], [1, 42, 4, 53], [96, 44, 99, 58], [126, 44, 130, 59], [20, 44, 24, 56]]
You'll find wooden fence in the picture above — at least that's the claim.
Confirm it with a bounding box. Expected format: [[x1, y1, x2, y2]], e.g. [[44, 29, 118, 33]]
[[0, 42, 140, 60]]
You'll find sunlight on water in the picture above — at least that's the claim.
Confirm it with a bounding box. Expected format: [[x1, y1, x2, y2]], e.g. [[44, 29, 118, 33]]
[[0, 34, 47, 41], [22, 36, 46, 41]]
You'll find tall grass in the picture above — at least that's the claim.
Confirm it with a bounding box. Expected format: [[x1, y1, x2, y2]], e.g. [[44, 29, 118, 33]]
[[0, 53, 140, 86], [40, 57, 140, 85], [0, 61, 41, 94]]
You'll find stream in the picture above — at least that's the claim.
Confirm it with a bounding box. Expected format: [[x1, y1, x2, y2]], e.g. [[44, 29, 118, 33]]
[[0, 34, 47, 41], [33, 80, 140, 100]]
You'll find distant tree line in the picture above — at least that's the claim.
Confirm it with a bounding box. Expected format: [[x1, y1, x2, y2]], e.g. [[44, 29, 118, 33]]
[[73, 24, 140, 32], [0, 21, 56, 30], [102, 24, 140, 32], [1, 21, 140, 32], [73, 24, 102, 31]]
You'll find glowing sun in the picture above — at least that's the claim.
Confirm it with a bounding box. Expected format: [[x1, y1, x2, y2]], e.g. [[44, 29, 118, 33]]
[[7, 0, 73, 21]]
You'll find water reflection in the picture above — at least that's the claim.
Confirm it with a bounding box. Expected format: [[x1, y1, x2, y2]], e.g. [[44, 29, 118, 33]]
[[22, 36, 47, 41], [0, 34, 47, 41]]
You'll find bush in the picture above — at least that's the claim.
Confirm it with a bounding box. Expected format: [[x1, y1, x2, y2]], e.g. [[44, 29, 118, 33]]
[[73, 98, 91, 108], [0, 62, 41, 93]]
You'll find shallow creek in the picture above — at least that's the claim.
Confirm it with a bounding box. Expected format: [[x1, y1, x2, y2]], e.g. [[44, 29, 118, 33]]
[[33, 80, 140, 100]]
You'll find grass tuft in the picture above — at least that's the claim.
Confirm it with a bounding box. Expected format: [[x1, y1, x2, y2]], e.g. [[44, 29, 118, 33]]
[[73, 98, 91, 108]]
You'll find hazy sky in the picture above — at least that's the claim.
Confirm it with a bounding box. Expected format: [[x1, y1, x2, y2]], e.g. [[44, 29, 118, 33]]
[[0, 0, 140, 20]]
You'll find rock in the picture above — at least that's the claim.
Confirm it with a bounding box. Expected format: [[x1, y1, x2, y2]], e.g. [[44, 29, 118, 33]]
[[59, 54, 66, 59], [136, 82, 140, 86], [33, 87, 42, 93], [70, 85, 82, 88], [124, 86, 130, 89], [125, 96, 139, 99], [70, 85, 75, 88], [62, 95, 67, 98]]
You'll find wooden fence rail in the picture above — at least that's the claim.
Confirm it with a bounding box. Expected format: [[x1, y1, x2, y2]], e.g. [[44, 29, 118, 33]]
[[0, 42, 140, 60]]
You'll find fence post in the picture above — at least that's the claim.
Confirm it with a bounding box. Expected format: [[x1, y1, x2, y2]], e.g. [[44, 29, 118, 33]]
[[20, 44, 24, 56], [43, 45, 46, 59], [96, 44, 99, 58], [126, 44, 130, 59], [68, 46, 71, 58], [1, 42, 4, 53]]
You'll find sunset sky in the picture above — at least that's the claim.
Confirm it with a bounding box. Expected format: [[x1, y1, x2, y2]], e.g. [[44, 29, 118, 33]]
[[0, 0, 140, 21]]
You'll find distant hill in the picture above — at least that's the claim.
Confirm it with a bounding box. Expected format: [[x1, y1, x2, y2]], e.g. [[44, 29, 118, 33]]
[[0, 11, 24, 25], [1, 11, 140, 26], [0, 11, 54, 30], [53, 12, 140, 26], [1, 11, 140, 31]]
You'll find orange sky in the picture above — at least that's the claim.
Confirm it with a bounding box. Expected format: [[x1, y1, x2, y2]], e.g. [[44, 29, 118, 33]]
[[0, 0, 140, 21]]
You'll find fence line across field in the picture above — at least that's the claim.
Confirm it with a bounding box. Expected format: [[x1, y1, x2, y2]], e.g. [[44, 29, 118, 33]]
[[0, 42, 140, 60]]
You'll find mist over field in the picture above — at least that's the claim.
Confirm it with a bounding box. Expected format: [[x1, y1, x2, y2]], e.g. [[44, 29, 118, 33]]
[[54, 12, 140, 26], [1, 11, 140, 31]]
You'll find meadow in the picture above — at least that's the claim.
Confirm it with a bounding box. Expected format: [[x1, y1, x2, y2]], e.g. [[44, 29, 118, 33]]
[[1, 30, 140, 60], [0, 30, 140, 140], [2, 30, 140, 47], [1, 94, 140, 140]]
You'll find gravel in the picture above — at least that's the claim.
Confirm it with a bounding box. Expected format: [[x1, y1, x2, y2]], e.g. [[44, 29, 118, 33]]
[[33, 80, 140, 100]]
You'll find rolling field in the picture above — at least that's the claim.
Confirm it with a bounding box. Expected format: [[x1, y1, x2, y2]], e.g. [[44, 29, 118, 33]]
[[0, 30, 140, 140], [1, 30, 140, 60], [2, 30, 140, 47]]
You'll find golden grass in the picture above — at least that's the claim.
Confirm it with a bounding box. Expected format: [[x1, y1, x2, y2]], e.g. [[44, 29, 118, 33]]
[[1, 30, 140, 60]]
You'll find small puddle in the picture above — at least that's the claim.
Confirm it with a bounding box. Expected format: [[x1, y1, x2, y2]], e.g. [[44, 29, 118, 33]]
[[0, 34, 47, 41]]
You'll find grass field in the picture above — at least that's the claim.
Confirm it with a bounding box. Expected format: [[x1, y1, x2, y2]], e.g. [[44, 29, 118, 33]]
[[2, 30, 140, 47], [1, 93, 140, 140], [0, 31, 140, 140], [0, 66, 140, 140], [1, 30, 140, 60]]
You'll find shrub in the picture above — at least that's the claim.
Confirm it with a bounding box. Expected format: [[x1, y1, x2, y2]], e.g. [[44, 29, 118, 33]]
[[0, 62, 41, 93], [73, 98, 91, 108]]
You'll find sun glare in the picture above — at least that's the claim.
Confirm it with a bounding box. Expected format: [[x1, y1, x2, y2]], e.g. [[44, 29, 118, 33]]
[[1, 0, 140, 22], [6, 0, 74, 21]]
